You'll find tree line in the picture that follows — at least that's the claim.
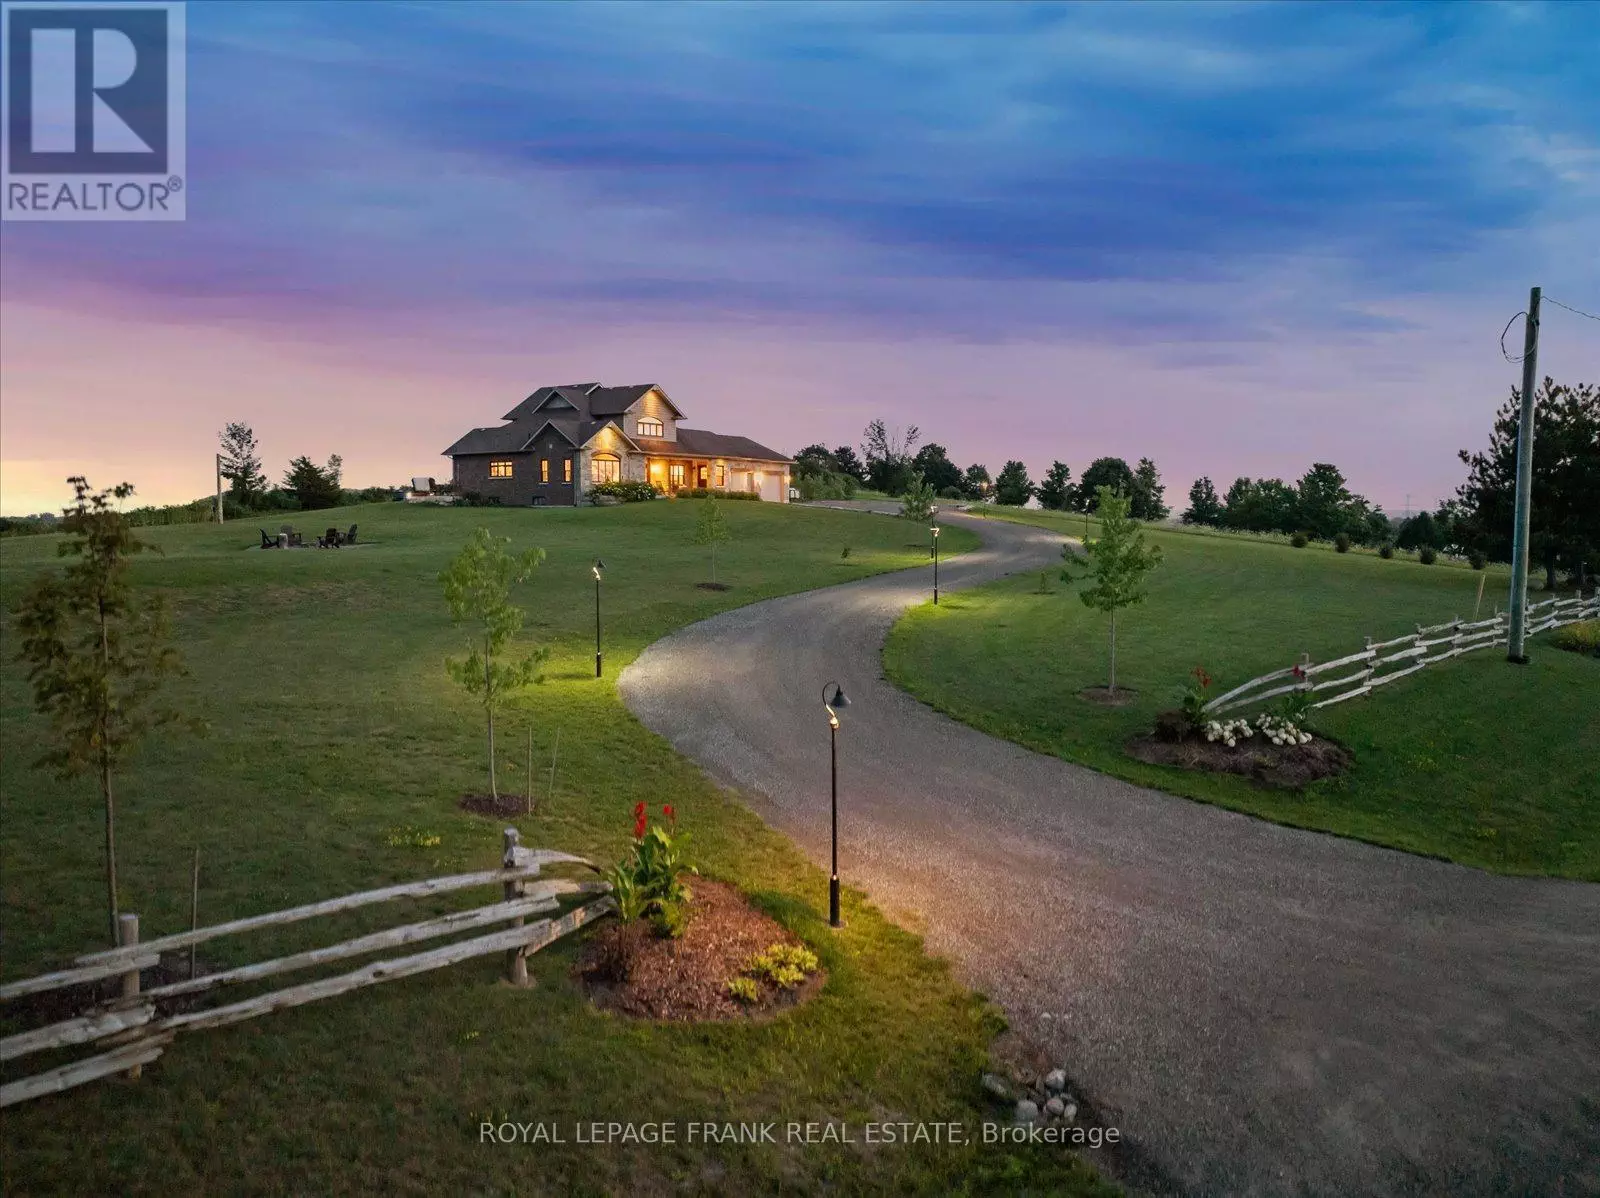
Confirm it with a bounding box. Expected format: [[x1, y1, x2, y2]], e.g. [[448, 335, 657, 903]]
[[792, 421, 1172, 517], [219, 422, 394, 513], [792, 377, 1596, 586], [1182, 378, 1597, 584]]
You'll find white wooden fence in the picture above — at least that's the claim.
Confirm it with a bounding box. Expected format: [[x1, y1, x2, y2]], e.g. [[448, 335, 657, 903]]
[[1202, 594, 1599, 718], [0, 829, 612, 1108]]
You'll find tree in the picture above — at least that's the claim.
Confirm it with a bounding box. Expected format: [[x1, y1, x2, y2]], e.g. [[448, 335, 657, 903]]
[[13, 479, 185, 942], [1182, 477, 1224, 526], [899, 471, 935, 522], [861, 419, 920, 495], [1076, 486, 1163, 696], [282, 455, 342, 510], [994, 460, 1034, 506], [792, 444, 837, 479], [1130, 458, 1169, 521], [961, 463, 992, 501], [831, 445, 867, 483], [325, 454, 344, 490], [219, 422, 266, 505], [1037, 461, 1075, 511], [1396, 511, 1442, 551], [911, 443, 963, 496], [694, 495, 732, 584], [1076, 458, 1135, 511], [1294, 463, 1355, 541], [1456, 378, 1599, 588], [1222, 476, 1298, 534], [440, 529, 548, 800]]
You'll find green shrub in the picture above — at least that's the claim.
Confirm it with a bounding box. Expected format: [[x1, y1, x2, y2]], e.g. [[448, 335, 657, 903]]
[[1334, 532, 1351, 553], [1419, 546, 1438, 565], [726, 976, 760, 1003], [1290, 531, 1309, 548], [589, 480, 660, 503], [745, 942, 821, 990], [676, 487, 760, 502], [1550, 620, 1599, 654], [1468, 549, 1487, 570], [1379, 543, 1395, 559], [795, 471, 857, 501], [453, 491, 502, 507]]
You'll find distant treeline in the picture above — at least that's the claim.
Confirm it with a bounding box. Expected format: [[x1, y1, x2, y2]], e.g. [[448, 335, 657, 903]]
[[795, 379, 1598, 586]]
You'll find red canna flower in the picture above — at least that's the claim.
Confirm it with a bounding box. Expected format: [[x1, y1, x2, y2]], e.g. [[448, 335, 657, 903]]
[[662, 804, 675, 823], [632, 801, 647, 839]]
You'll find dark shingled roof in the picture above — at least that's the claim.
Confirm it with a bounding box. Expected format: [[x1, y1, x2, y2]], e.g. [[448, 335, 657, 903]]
[[447, 384, 778, 462], [635, 429, 791, 463]]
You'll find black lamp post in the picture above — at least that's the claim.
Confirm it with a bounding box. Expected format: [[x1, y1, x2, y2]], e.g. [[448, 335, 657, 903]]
[[593, 559, 605, 677], [822, 681, 850, 928], [930, 520, 941, 605]]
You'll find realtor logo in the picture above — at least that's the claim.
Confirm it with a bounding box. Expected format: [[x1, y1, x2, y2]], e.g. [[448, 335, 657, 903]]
[[2, 1, 186, 220]]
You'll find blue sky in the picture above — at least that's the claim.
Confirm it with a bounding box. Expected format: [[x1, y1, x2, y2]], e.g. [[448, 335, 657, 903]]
[[3, 0, 1597, 513]]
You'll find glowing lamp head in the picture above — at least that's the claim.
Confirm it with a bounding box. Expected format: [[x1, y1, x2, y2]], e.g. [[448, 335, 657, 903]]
[[593, 558, 605, 581], [823, 682, 849, 728]]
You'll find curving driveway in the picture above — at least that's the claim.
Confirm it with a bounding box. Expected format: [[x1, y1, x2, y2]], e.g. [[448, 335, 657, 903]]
[[620, 507, 1600, 1197]]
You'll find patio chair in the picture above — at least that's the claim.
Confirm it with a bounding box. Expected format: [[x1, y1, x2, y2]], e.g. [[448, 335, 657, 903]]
[[260, 529, 276, 549], [345, 524, 358, 545], [323, 527, 341, 548]]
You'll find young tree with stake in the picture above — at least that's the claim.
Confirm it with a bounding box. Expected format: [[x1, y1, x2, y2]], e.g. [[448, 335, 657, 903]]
[[1076, 486, 1163, 697], [13, 478, 187, 943], [694, 495, 732, 584], [440, 528, 548, 799]]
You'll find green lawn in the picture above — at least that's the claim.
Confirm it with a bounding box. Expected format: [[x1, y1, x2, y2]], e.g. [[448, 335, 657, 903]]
[[886, 509, 1600, 880], [0, 500, 1114, 1195]]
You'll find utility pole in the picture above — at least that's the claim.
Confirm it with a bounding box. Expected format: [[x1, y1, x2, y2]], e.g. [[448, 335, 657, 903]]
[[1507, 286, 1540, 663], [214, 454, 225, 524]]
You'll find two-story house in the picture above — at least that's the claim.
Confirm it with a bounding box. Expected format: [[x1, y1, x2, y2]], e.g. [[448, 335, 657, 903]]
[[442, 383, 793, 506]]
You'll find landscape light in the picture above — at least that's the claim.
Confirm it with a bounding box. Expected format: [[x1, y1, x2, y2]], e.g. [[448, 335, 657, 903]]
[[593, 559, 605, 677], [931, 522, 941, 605], [822, 681, 850, 927]]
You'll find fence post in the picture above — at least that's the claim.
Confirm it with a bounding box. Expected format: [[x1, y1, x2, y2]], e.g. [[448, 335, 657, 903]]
[[502, 829, 529, 987], [118, 913, 142, 1079]]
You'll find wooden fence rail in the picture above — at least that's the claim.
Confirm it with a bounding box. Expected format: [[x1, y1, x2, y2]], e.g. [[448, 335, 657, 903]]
[[1202, 593, 1598, 719], [0, 830, 612, 1109]]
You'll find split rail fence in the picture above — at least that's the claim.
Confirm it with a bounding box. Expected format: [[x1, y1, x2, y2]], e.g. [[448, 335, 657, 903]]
[[1202, 594, 1599, 719], [0, 829, 612, 1109]]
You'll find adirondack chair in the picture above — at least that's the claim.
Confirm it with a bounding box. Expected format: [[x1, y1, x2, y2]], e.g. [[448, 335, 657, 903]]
[[321, 527, 341, 549], [260, 529, 277, 549], [345, 524, 358, 545]]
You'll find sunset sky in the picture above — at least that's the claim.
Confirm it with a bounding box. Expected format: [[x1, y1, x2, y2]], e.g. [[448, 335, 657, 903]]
[[3, 0, 1597, 517]]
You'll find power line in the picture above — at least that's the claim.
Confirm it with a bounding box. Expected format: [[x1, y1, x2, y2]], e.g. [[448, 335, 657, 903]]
[[1544, 295, 1600, 322], [1500, 311, 1527, 363]]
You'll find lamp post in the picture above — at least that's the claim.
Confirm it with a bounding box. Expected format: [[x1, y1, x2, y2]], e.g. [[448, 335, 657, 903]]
[[822, 681, 850, 928], [593, 559, 605, 677], [930, 520, 941, 605]]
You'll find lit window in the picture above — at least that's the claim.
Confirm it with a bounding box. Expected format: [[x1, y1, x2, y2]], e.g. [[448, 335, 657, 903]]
[[746, 471, 758, 492], [669, 463, 686, 488], [540, 459, 549, 483], [563, 459, 572, 483], [489, 460, 514, 478], [591, 454, 620, 483], [716, 464, 726, 487], [697, 464, 708, 487], [637, 418, 663, 438]]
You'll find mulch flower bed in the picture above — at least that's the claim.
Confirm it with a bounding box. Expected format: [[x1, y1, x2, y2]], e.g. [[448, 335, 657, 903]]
[[1128, 715, 1352, 790], [694, 581, 732, 592], [577, 879, 824, 1022], [458, 793, 538, 819]]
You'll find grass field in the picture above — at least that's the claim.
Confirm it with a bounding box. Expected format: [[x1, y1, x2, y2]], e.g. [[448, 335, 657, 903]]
[[0, 499, 1115, 1195], [886, 509, 1600, 881]]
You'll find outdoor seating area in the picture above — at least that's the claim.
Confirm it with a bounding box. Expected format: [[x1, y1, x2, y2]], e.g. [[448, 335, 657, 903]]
[[258, 523, 358, 549]]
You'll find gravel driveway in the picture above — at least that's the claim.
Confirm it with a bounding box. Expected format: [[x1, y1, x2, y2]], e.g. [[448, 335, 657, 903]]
[[619, 507, 1600, 1196]]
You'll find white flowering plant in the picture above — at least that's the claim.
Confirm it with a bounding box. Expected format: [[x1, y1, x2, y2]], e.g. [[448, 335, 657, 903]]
[[1203, 712, 1314, 749]]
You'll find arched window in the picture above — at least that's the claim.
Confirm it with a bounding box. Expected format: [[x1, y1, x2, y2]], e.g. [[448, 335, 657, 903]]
[[637, 417, 663, 438], [591, 453, 621, 484]]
